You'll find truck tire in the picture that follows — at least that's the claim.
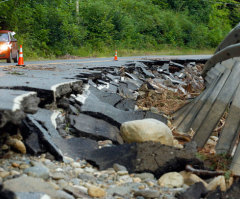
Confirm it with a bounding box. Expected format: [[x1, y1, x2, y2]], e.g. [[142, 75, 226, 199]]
[[7, 52, 12, 63], [13, 51, 19, 63]]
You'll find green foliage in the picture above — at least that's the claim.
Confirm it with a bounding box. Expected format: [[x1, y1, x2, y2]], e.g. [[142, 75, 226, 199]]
[[0, 0, 239, 58]]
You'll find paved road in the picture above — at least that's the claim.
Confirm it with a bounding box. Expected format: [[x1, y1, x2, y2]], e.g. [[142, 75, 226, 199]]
[[0, 55, 211, 67], [0, 55, 211, 128]]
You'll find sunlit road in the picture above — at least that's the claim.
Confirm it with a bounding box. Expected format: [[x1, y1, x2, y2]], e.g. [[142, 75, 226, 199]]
[[0, 55, 211, 68]]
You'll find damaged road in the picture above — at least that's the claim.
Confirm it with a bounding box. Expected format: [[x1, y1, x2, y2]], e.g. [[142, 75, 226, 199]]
[[3, 54, 231, 199]]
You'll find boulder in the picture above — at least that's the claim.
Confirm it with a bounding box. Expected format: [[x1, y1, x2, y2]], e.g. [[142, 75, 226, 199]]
[[206, 179, 240, 199], [120, 119, 173, 146], [158, 172, 184, 188], [207, 176, 226, 191], [180, 171, 208, 187]]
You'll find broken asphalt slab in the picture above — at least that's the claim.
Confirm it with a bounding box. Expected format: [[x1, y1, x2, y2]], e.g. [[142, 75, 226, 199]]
[[87, 142, 203, 178], [21, 109, 99, 160], [0, 89, 39, 128], [75, 85, 167, 127], [69, 114, 123, 144], [0, 65, 83, 105]]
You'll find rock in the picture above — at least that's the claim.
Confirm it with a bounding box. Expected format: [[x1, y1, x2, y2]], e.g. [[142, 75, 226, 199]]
[[50, 172, 66, 180], [158, 172, 184, 188], [74, 168, 84, 175], [70, 178, 80, 186], [57, 179, 68, 188], [98, 140, 113, 148], [84, 167, 95, 173], [133, 177, 142, 183], [24, 165, 49, 180], [78, 173, 96, 182], [55, 190, 75, 199], [3, 176, 62, 198], [71, 162, 81, 168], [15, 192, 51, 199], [10, 170, 20, 176], [180, 171, 208, 187], [117, 171, 128, 176], [206, 179, 240, 199], [73, 185, 88, 195], [118, 175, 133, 183], [64, 185, 90, 198], [113, 163, 127, 172], [6, 138, 26, 154], [146, 180, 156, 187], [134, 190, 160, 198], [176, 182, 208, 199], [134, 173, 155, 181], [88, 142, 203, 178], [107, 183, 140, 197], [19, 164, 30, 169], [0, 171, 10, 178], [11, 162, 19, 168], [48, 181, 59, 190], [2, 144, 9, 150], [87, 185, 106, 198], [120, 119, 173, 146], [207, 176, 226, 191], [63, 156, 74, 164]]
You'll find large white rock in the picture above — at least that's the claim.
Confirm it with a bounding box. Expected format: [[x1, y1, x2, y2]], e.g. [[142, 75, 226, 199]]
[[120, 119, 174, 146], [207, 176, 226, 191], [180, 171, 208, 187], [158, 172, 184, 188]]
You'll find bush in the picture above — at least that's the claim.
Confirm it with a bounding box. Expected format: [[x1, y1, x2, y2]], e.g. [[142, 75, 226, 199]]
[[0, 0, 238, 58]]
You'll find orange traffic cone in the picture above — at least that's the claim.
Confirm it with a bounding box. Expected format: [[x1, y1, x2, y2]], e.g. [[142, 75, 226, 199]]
[[17, 45, 25, 66], [114, 50, 118, 61]]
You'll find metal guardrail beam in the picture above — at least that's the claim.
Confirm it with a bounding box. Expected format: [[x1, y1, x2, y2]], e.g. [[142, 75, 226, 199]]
[[202, 43, 240, 76], [215, 22, 240, 53]]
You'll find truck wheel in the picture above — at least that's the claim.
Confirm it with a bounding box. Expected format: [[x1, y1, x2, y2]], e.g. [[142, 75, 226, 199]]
[[7, 52, 12, 63], [13, 51, 19, 63]]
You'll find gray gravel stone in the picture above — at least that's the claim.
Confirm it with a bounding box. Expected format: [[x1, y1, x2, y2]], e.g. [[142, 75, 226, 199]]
[[71, 178, 80, 185], [57, 179, 68, 188], [24, 165, 49, 180], [113, 163, 127, 172], [3, 176, 59, 198], [134, 190, 160, 198], [55, 190, 75, 199], [134, 173, 155, 180], [78, 173, 96, 182], [107, 183, 141, 196], [15, 192, 51, 199], [51, 172, 66, 180]]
